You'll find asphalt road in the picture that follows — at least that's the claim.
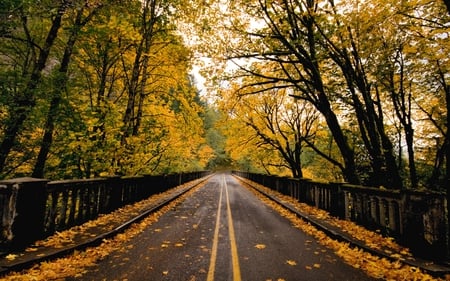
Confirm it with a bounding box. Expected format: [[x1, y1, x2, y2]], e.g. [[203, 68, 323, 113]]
[[69, 173, 377, 281]]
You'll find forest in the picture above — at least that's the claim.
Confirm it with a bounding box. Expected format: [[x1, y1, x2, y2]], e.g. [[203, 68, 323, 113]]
[[0, 0, 218, 179], [0, 0, 449, 192]]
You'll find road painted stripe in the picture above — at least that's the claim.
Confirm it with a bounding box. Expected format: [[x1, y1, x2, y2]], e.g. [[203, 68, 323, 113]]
[[207, 182, 223, 281], [224, 176, 242, 281]]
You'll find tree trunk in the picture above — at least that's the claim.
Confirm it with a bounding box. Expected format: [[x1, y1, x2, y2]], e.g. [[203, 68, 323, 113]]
[[122, 0, 157, 142], [121, 45, 141, 142], [307, 11, 360, 184], [306, 78, 360, 184], [329, 121, 359, 184], [0, 2, 68, 174], [32, 41, 74, 178], [327, 30, 403, 188], [33, 6, 101, 178], [443, 64, 450, 258], [404, 124, 418, 188], [32, 87, 63, 178]]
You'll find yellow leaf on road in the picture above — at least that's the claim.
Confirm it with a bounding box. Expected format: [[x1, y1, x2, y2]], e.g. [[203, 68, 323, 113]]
[[286, 260, 297, 266], [5, 254, 18, 261], [255, 244, 266, 249]]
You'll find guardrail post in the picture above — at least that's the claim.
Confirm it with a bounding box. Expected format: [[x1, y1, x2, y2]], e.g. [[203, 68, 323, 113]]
[[107, 176, 123, 212], [403, 190, 447, 260], [329, 182, 346, 219], [0, 177, 48, 249]]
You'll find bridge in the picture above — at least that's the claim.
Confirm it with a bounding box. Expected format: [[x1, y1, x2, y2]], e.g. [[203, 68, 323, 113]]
[[0, 172, 449, 280]]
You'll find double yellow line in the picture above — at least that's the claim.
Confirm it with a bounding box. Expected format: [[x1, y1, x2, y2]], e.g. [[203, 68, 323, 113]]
[[207, 175, 242, 281]]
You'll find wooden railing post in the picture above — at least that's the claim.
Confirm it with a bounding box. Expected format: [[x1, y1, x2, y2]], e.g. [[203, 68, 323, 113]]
[[0, 177, 48, 249]]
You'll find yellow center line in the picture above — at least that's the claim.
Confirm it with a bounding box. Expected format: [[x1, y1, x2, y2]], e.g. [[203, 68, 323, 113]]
[[225, 176, 242, 281], [207, 175, 242, 281], [207, 182, 223, 281]]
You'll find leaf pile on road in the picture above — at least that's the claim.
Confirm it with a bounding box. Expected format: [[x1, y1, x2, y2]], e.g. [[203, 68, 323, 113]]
[[0, 179, 207, 280], [237, 177, 446, 281]]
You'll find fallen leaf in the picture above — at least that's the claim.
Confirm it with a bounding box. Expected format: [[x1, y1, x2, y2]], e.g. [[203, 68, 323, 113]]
[[236, 178, 440, 281], [5, 254, 18, 261], [0, 182, 207, 280], [255, 244, 266, 249], [286, 260, 297, 266], [313, 263, 321, 268]]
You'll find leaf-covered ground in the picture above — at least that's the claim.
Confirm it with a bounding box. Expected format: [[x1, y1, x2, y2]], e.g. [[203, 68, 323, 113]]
[[237, 177, 448, 281]]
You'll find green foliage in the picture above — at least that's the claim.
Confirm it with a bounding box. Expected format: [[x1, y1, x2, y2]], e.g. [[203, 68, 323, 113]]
[[203, 107, 232, 170]]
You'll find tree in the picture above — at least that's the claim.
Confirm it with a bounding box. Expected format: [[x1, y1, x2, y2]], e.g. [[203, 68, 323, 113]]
[[0, 0, 213, 179], [0, 1, 71, 175], [217, 82, 323, 178], [203, 107, 232, 170], [242, 91, 320, 178], [32, 1, 105, 178], [316, 0, 404, 188], [222, 0, 361, 184]]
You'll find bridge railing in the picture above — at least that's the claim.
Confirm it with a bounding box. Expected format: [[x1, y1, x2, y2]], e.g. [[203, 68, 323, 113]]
[[233, 171, 448, 261], [0, 172, 209, 251]]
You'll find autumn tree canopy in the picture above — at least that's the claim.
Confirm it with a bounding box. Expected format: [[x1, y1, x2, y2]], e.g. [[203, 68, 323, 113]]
[[192, 0, 449, 190], [0, 0, 215, 179], [1, 0, 449, 192]]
